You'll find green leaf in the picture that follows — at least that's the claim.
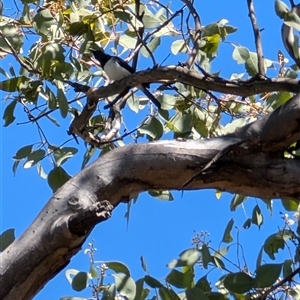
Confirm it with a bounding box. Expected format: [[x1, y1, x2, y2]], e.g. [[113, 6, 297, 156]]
[[33, 9, 56, 37], [0, 76, 30, 92], [158, 94, 177, 111], [223, 272, 255, 294], [201, 244, 212, 269], [185, 287, 209, 300], [281, 198, 300, 211], [0, 23, 24, 53], [254, 263, 282, 288], [251, 205, 263, 229], [159, 286, 181, 300], [134, 278, 149, 300], [171, 39, 187, 55], [141, 37, 161, 57], [263, 230, 293, 260], [283, 259, 293, 278], [118, 32, 137, 48], [0, 228, 15, 251], [224, 117, 247, 134], [171, 113, 193, 135], [112, 273, 136, 300], [275, 0, 290, 19], [23, 149, 45, 168], [102, 283, 116, 300], [45, 86, 57, 110], [106, 261, 130, 276], [57, 86, 69, 118], [9, 64, 16, 77], [230, 194, 247, 211], [212, 256, 225, 270], [143, 12, 161, 29], [13, 144, 34, 160], [245, 52, 259, 76], [81, 146, 97, 169], [243, 218, 252, 229], [284, 11, 300, 31], [65, 269, 79, 284], [221, 218, 234, 243], [287, 286, 300, 299], [148, 190, 173, 200], [205, 292, 229, 300], [232, 46, 250, 64], [47, 166, 71, 193], [264, 234, 284, 260], [114, 10, 133, 24], [49, 146, 78, 166], [195, 275, 211, 293], [0, 66, 10, 78], [179, 248, 201, 267], [256, 246, 263, 269], [37, 162, 47, 179], [127, 95, 140, 113], [90, 265, 98, 278], [213, 247, 229, 259], [3, 99, 17, 127], [140, 256, 148, 272], [138, 117, 163, 140], [144, 275, 162, 288], [12, 160, 20, 176], [66, 22, 89, 36], [71, 271, 89, 291], [166, 268, 194, 289]]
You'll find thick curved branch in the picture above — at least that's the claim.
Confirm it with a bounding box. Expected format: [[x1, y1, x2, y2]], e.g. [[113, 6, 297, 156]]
[[3, 93, 300, 299], [84, 66, 300, 99], [69, 66, 300, 145]]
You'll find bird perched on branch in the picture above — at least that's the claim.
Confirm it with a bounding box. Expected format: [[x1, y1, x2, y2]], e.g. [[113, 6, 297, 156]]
[[90, 49, 161, 109]]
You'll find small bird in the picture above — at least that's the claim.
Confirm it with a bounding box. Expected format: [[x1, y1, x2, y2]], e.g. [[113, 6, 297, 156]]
[[91, 50, 161, 109]]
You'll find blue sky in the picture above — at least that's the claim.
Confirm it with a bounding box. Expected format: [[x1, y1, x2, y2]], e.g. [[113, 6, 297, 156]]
[[1, 0, 297, 299]]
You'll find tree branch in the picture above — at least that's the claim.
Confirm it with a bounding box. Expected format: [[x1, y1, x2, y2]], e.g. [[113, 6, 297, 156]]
[[81, 66, 300, 99], [247, 0, 265, 77], [180, 0, 202, 67], [3, 93, 300, 299], [68, 66, 300, 146]]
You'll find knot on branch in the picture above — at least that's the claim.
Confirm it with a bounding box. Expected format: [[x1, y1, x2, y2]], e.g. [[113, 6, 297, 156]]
[[68, 200, 114, 236]]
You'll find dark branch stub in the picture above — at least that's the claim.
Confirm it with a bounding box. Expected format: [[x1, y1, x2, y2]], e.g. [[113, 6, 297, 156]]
[[68, 200, 114, 236]]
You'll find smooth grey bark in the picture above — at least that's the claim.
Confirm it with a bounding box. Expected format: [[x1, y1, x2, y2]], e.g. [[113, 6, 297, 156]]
[[1, 92, 300, 299]]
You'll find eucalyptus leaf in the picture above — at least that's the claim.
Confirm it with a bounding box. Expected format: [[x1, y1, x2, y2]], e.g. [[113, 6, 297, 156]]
[[47, 166, 71, 193], [112, 273, 136, 300], [0, 228, 15, 251]]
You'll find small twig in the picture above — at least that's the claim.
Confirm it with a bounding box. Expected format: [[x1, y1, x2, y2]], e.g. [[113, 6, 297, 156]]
[[195, 63, 211, 78], [180, 0, 202, 67], [131, 0, 151, 69], [17, 97, 84, 125], [127, 6, 185, 62], [246, 0, 266, 78], [103, 88, 130, 109], [0, 30, 41, 75]]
